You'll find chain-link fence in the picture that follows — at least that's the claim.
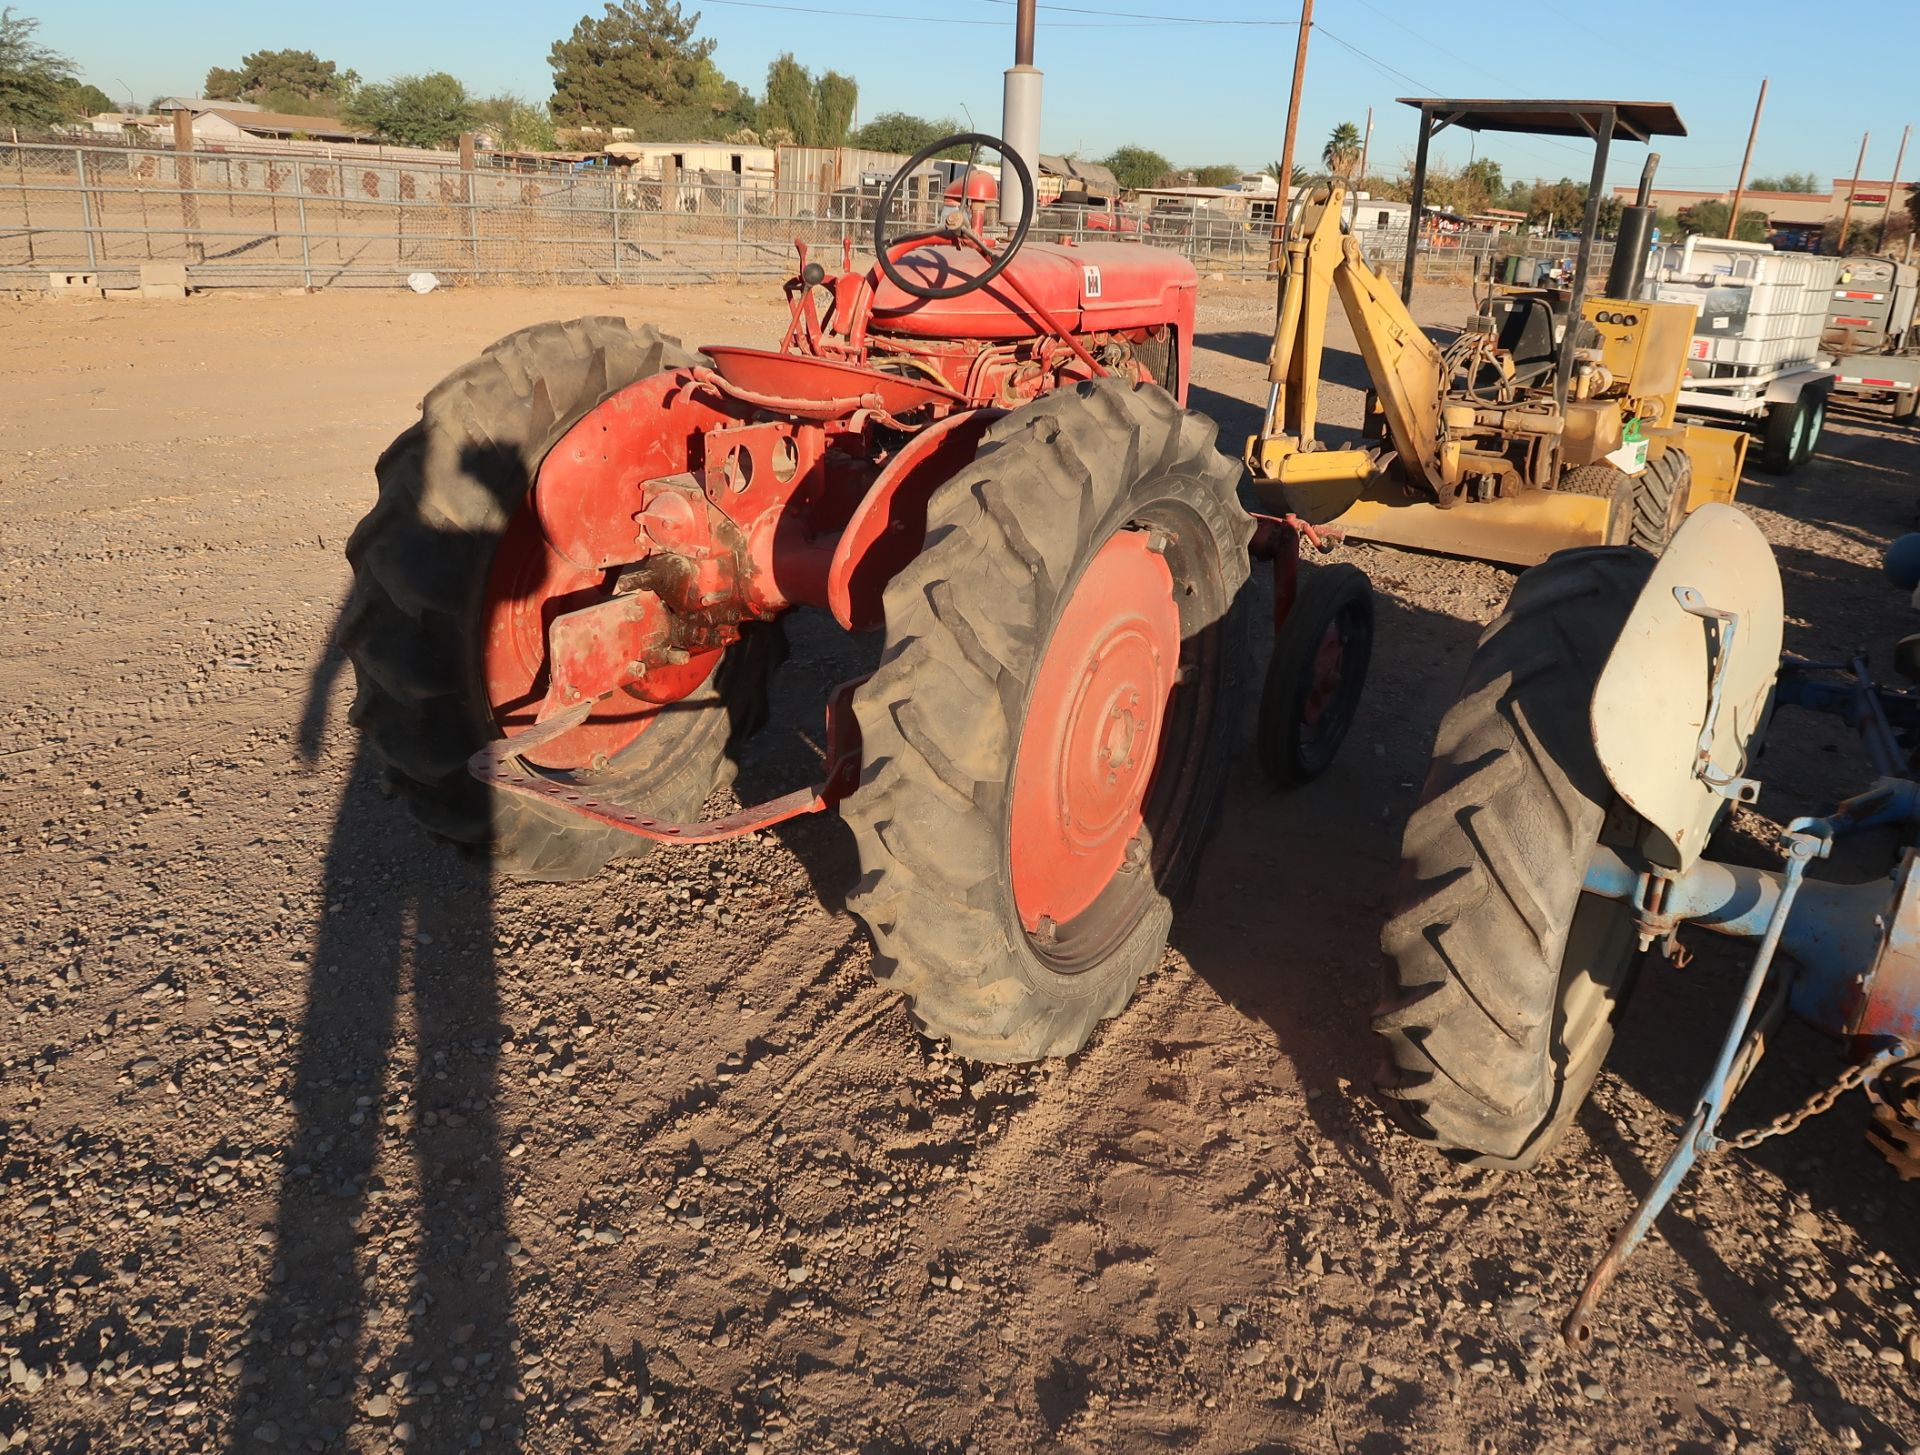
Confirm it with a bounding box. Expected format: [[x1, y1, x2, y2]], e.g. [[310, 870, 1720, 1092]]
[[1, 141, 1288, 289], [1, 141, 1614, 293]]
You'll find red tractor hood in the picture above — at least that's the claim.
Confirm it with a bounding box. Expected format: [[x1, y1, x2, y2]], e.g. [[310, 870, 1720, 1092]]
[[869, 241, 1198, 340]]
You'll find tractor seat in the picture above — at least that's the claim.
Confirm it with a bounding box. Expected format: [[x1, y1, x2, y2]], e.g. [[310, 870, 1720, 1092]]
[[1479, 294, 1560, 391]]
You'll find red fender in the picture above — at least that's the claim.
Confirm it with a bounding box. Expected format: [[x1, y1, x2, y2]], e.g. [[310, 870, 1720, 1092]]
[[534, 370, 735, 571], [826, 408, 1005, 632]]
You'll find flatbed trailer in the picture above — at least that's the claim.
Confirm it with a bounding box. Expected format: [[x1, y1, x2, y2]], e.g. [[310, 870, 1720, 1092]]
[[1824, 257, 1920, 422]]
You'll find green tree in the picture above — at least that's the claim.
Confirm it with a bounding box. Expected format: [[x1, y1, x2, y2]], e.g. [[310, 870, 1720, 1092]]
[[60, 79, 113, 116], [759, 52, 813, 142], [1190, 162, 1240, 188], [475, 94, 557, 152], [202, 49, 356, 114], [852, 110, 954, 153], [814, 68, 855, 147], [1677, 199, 1768, 242], [349, 72, 476, 148], [549, 0, 754, 139], [757, 52, 856, 146], [1103, 144, 1172, 191], [1752, 170, 1820, 193], [1322, 120, 1362, 179], [1459, 156, 1503, 208], [0, 8, 77, 129]]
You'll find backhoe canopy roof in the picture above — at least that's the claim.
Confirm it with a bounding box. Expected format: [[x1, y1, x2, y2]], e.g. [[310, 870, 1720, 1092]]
[[1396, 98, 1686, 142]]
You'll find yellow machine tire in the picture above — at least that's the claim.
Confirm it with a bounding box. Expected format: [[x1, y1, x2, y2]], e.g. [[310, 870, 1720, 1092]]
[[1625, 448, 1691, 556], [1556, 449, 1690, 555], [1556, 463, 1636, 547]]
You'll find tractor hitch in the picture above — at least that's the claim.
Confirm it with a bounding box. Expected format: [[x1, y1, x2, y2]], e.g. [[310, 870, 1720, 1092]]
[[470, 680, 865, 845], [1567, 805, 1919, 1344]]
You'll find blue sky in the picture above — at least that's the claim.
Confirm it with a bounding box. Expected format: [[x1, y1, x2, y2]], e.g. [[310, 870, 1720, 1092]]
[[36, 0, 1919, 193]]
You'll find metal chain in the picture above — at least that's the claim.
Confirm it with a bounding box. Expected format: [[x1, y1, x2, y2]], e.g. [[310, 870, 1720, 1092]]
[[1722, 1043, 1910, 1151]]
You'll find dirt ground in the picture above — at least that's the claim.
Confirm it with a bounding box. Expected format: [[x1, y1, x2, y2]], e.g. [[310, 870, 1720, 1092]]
[[3, 276, 1919, 1455]]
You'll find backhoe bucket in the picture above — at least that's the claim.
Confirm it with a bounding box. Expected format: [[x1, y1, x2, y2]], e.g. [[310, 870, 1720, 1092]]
[[1330, 480, 1615, 567]]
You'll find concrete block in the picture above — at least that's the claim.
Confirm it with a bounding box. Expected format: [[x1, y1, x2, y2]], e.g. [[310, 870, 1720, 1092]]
[[138, 262, 190, 300], [48, 270, 101, 298]]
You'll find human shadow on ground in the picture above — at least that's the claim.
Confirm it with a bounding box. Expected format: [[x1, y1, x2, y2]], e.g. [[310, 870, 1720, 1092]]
[[232, 572, 523, 1452]]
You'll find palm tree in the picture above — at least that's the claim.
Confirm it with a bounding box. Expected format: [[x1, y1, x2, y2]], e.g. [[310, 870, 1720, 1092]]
[[1323, 121, 1362, 180]]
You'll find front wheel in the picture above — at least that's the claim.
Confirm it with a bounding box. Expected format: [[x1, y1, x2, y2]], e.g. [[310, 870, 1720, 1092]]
[[1258, 562, 1373, 785], [1375, 548, 1652, 1167], [843, 380, 1253, 1062]]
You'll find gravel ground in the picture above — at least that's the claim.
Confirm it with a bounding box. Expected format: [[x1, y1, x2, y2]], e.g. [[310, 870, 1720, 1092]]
[[3, 278, 1918, 1455]]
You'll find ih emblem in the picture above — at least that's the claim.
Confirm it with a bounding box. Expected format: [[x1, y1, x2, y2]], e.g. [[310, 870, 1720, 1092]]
[[1083, 265, 1103, 298]]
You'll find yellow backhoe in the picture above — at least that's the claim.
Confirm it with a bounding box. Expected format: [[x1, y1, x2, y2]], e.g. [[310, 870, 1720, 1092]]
[[1247, 98, 1748, 566]]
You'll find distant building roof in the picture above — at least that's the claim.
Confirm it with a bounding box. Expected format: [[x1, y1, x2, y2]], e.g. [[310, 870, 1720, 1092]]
[[204, 107, 372, 142], [156, 97, 263, 113], [1134, 185, 1242, 199], [1037, 154, 1121, 198]]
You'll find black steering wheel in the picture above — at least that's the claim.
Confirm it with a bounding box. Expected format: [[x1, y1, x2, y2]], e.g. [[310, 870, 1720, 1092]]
[[873, 132, 1036, 302]]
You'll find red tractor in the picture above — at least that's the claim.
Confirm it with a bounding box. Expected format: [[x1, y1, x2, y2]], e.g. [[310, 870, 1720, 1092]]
[[345, 135, 1372, 1060]]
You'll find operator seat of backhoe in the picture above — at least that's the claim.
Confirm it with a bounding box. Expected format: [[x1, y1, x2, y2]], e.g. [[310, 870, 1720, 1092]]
[[1476, 292, 1561, 391]]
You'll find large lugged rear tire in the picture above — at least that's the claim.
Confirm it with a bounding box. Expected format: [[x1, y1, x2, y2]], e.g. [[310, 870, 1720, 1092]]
[[1375, 548, 1651, 1167], [843, 380, 1253, 1062], [343, 317, 774, 883]]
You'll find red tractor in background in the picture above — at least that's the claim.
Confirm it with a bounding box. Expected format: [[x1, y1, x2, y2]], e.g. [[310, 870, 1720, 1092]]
[[345, 135, 1373, 1061]]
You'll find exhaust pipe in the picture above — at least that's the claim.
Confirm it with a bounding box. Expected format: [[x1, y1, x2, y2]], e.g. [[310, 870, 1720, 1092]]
[[1000, 0, 1042, 226], [1605, 153, 1660, 300]]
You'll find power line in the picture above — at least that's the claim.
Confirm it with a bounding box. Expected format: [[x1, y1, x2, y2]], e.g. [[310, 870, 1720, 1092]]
[[971, 0, 1301, 25], [697, 0, 1176, 25], [1339, 0, 1493, 80]]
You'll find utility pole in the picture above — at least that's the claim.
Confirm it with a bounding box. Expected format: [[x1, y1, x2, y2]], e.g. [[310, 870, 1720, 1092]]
[[1881, 123, 1910, 251], [1836, 131, 1869, 255], [1725, 77, 1766, 240], [1266, 0, 1313, 278], [999, 0, 1041, 227], [1275, 0, 1314, 230], [1347, 104, 1372, 227]]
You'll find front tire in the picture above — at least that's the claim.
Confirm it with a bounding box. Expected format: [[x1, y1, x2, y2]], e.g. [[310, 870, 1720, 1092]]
[[1375, 548, 1652, 1167], [1258, 562, 1373, 785], [843, 380, 1253, 1062]]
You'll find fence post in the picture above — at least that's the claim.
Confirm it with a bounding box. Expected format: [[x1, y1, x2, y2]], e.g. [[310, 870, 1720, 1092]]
[[15, 141, 32, 265], [459, 133, 480, 282], [74, 148, 97, 269], [611, 176, 623, 284], [173, 110, 202, 265], [294, 161, 313, 289]]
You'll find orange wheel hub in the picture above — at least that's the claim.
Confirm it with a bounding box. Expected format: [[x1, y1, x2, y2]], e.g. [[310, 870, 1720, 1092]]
[[1010, 532, 1180, 933]]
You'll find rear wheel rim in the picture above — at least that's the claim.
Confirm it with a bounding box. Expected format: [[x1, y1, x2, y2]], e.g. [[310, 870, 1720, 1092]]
[[1010, 530, 1180, 937]]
